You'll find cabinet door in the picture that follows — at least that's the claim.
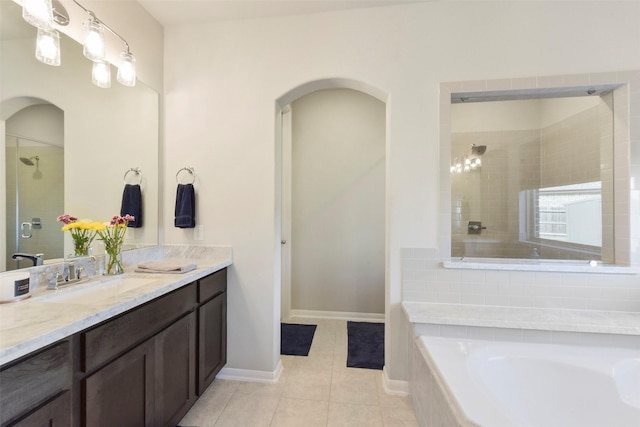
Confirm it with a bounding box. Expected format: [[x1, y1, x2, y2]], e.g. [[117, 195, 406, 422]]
[[9, 392, 70, 427], [83, 339, 155, 427], [198, 292, 227, 394], [155, 312, 197, 427], [0, 341, 71, 426]]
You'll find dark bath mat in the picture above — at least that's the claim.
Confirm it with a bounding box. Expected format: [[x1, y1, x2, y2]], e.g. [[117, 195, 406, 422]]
[[347, 321, 384, 370], [281, 323, 317, 356]]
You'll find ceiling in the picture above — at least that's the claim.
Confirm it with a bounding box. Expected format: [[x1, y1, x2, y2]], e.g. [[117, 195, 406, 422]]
[[137, 0, 428, 26]]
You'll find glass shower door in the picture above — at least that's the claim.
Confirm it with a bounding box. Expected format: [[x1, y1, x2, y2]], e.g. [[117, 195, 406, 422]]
[[5, 135, 64, 270]]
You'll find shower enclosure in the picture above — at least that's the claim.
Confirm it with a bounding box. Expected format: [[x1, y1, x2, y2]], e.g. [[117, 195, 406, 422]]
[[5, 134, 64, 270]]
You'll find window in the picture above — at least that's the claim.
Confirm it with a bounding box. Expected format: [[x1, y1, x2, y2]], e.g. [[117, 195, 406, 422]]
[[520, 182, 602, 251]]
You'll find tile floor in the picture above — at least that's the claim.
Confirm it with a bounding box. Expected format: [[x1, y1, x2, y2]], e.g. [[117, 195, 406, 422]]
[[179, 317, 419, 426]]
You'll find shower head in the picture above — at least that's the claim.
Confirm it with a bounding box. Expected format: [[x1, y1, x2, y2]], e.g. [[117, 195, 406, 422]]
[[19, 156, 39, 166], [471, 145, 486, 156]]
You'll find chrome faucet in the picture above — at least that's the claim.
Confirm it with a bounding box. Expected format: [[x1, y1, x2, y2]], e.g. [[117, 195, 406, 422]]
[[48, 256, 97, 290], [12, 253, 44, 266]]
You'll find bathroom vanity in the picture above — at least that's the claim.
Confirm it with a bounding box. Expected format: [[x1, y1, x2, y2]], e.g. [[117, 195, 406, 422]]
[[0, 261, 229, 427]]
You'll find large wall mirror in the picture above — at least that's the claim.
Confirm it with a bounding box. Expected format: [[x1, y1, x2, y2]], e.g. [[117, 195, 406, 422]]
[[440, 72, 639, 269], [1, 1, 159, 272]]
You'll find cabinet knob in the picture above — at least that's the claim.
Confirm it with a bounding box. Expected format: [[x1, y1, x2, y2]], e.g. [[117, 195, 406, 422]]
[[281, 240, 287, 245]]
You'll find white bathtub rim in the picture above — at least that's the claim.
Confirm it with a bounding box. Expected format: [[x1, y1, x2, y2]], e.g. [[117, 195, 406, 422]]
[[418, 336, 640, 427], [417, 337, 516, 427]]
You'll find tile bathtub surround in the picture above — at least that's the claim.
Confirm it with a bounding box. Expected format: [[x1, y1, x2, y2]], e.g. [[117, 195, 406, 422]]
[[402, 248, 640, 312], [179, 318, 418, 427]]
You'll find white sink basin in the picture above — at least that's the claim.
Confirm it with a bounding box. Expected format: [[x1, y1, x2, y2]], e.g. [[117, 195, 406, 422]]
[[32, 276, 158, 304]]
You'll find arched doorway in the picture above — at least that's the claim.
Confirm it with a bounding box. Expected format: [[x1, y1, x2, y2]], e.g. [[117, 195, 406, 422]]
[[275, 78, 389, 362]]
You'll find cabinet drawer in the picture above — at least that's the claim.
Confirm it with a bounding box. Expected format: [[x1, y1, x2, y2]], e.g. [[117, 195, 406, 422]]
[[83, 284, 197, 372], [198, 268, 227, 303], [0, 341, 71, 426]]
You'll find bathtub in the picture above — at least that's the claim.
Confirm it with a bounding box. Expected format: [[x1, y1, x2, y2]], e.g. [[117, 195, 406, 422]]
[[412, 336, 640, 427]]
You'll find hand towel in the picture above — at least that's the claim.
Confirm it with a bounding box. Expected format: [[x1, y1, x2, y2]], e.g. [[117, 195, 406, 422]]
[[135, 260, 197, 274], [175, 183, 196, 228], [120, 184, 143, 228]]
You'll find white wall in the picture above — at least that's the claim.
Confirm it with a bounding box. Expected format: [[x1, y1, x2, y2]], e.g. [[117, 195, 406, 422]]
[[290, 89, 385, 315], [162, 2, 640, 380]]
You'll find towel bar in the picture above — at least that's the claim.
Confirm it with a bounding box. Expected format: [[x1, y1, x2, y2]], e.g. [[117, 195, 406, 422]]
[[123, 167, 143, 185], [176, 167, 196, 184]]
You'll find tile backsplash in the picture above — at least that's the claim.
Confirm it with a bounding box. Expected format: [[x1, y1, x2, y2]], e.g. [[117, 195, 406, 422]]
[[402, 248, 640, 312]]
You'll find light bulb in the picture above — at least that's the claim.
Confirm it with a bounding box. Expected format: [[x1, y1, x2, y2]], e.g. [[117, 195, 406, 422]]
[[22, 0, 53, 29], [92, 61, 111, 88], [36, 28, 60, 66], [117, 51, 136, 87], [83, 19, 106, 62]]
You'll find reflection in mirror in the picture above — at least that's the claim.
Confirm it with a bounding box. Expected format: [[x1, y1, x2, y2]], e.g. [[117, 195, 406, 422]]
[[1, 1, 159, 272], [450, 92, 614, 262], [5, 102, 64, 271]]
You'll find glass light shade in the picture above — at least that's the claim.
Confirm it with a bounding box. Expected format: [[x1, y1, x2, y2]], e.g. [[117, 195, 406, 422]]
[[117, 51, 136, 87], [35, 28, 60, 66], [22, 0, 53, 29], [92, 61, 111, 88], [83, 20, 106, 62]]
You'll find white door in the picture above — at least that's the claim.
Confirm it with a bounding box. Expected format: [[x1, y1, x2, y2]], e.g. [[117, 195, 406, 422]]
[[280, 106, 292, 321]]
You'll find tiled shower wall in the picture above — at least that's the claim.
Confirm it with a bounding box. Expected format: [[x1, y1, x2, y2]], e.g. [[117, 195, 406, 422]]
[[401, 248, 640, 312]]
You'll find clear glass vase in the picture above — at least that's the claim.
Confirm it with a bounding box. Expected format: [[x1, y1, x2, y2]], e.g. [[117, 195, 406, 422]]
[[74, 242, 91, 257], [104, 249, 123, 275]]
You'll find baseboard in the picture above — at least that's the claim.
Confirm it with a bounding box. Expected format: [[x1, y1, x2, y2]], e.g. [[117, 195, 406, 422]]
[[382, 366, 409, 396], [289, 309, 384, 322], [216, 359, 283, 384]]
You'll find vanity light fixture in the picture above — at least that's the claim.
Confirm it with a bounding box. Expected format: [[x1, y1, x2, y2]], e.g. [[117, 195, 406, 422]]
[[22, 0, 54, 29], [116, 50, 136, 87], [451, 144, 486, 174], [92, 60, 111, 88], [21, 0, 68, 67], [35, 27, 61, 66], [73, 0, 137, 88], [82, 18, 106, 62]]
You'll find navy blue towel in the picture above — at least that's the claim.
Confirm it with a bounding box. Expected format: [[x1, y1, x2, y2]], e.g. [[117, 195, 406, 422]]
[[120, 184, 142, 228], [175, 184, 196, 228]]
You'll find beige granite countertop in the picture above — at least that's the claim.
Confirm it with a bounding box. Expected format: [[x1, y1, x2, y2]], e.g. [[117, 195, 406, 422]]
[[0, 251, 231, 366], [402, 301, 640, 336]]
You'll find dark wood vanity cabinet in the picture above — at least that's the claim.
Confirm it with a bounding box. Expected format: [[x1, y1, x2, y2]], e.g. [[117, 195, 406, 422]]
[[0, 268, 227, 427], [197, 268, 227, 394], [0, 341, 72, 427], [83, 312, 197, 427]]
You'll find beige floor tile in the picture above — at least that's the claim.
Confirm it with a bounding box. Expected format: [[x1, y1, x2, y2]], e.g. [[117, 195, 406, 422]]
[[280, 355, 298, 369], [213, 392, 280, 427], [235, 380, 285, 398], [292, 351, 334, 370], [270, 397, 329, 427], [381, 404, 420, 427], [178, 380, 240, 427], [330, 369, 380, 405], [180, 317, 419, 427], [327, 401, 383, 427], [281, 366, 332, 401]]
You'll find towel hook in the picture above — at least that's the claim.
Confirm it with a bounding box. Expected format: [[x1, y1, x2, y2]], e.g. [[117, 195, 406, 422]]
[[123, 167, 143, 185], [176, 167, 196, 184]]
